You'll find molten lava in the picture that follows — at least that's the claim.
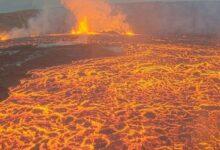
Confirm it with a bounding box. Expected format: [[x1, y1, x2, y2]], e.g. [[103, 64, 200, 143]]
[[70, 17, 135, 36], [63, 0, 134, 36], [0, 35, 219, 149], [125, 31, 135, 36], [71, 17, 96, 35], [0, 33, 9, 41]]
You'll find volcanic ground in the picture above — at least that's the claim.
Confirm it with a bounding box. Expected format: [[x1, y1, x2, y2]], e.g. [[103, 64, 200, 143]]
[[0, 35, 219, 149]]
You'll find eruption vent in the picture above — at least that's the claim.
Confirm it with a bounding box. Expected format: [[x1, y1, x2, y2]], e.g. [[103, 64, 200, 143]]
[[61, 0, 133, 35]]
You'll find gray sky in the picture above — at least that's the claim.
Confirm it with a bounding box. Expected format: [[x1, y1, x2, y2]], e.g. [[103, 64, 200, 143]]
[[0, 0, 218, 13]]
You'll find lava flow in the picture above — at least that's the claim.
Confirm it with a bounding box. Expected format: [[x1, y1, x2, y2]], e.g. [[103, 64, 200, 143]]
[[0, 0, 219, 149], [0, 35, 219, 149]]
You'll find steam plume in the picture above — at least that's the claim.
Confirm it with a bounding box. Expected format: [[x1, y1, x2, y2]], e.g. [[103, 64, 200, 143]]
[[8, 1, 68, 39]]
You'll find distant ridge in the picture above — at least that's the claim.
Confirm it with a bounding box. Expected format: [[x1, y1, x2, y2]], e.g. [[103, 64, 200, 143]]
[[0, 9, 38, 32]]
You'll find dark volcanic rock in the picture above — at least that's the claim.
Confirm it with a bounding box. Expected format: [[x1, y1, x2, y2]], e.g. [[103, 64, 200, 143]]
[[0, 86, 9, 101]]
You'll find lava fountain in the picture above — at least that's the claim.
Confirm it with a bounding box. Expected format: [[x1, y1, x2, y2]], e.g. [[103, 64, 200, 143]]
[[71, 17, 96, 35], [61, 0, 134, 35]]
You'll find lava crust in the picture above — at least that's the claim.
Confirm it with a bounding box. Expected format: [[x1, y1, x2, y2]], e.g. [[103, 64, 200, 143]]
[[0, 35, 219, 149]]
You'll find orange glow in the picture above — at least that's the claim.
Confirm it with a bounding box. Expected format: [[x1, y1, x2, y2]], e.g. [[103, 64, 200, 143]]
[[70, 17, 135, 35], [1, 38, 219, 149], [0, 33, 9, 41], [125, 31, 135, 36], [62, 0, 134, 35], [71, 17, 96, 35], [0, 35, 219, 148]]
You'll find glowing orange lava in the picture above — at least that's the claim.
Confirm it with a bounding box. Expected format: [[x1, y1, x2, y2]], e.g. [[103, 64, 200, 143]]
[[70, 17, 135, 36], [0, 33, 9, 41], [63, 0, 134, 36], [0, 36, 219, 149], [71, 17, 96, 35], [125, 31, 135, 36]]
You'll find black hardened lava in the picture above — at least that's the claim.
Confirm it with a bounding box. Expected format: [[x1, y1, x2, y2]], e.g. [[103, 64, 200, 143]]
[[0, 44, 122, 101]]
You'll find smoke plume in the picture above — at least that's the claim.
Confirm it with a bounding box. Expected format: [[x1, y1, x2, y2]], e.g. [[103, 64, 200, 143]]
[[8, 1, 69, 39]]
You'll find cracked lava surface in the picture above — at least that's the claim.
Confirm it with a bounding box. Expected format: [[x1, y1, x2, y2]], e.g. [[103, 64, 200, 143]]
[[0, 35, 220, 149]]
